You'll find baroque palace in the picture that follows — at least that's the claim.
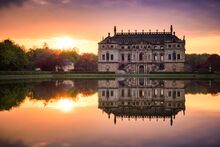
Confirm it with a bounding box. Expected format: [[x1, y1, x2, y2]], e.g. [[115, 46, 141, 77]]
[[98, 25, 185, 73], [98, 78, 186, 125]]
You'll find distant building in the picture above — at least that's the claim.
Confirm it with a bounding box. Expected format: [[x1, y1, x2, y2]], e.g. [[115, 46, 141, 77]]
[[98, 78, 186, 125], [98, 25, 186, 73], [56, 59, 74, 72]]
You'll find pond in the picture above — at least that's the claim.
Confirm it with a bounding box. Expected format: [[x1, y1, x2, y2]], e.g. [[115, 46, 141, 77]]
[[0, 78, 220, 147]]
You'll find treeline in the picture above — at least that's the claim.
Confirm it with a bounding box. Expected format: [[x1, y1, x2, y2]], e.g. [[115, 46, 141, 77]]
[[185, 54, 220, 72], [0, 39, 97, 71], [1, 39, 220, 72], [0, 80, 97, 111]]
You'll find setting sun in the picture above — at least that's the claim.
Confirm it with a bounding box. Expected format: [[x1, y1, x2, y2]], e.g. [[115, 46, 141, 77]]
[[55, 36, 76, 49], [55, 98, 75, 112]]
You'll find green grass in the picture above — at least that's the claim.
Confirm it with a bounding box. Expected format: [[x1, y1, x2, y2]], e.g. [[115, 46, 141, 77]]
[[0, 72, 220, 80]]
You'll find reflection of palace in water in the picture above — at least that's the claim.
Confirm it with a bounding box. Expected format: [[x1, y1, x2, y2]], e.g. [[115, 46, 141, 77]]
[[98, 78, 186, 125]]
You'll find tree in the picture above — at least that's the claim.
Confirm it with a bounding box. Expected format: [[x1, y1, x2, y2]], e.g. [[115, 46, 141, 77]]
[[27, 48, 60, 71], [75, 53, 98, 72], [0, 39, 28, 70]]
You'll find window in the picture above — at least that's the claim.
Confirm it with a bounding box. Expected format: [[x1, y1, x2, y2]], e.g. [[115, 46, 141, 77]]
[[121, 89, 124, 97], [173, 52, 176, 60], [106, 52, 109, 60], [173, 91, 176, 99], [106, 90, 109, 98], [177, 44, 180, 48], [128, 54, 131, 62], [161, 55, 164, 61], [111, 90, 114, 96], [111, 45, 113, 48], [161, 89, 164, 96], [111, 54, 114, 60], [139, 78, 144, 86], [128, 89, 131, 97], [177, 91, 181, 97], [154, 55, 157, 61], [121, 46, 124, 49], [139, 90, 144, 98], [102, 54, 105, 60], [168, 91, 172, 97], [154, 89, 158, 96], [177, 54, 181, 60], [121, 54, 125, 61], [102, 45, 105, 48], [168, 54, 172, 60], [136, 46, 139, 49], [139, 53, 144, 61], [168, 45, 171, 48], [102, 91, 105, 96]]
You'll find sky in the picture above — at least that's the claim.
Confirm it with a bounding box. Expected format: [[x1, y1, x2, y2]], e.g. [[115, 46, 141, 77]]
[[0, 0, 220, 54]]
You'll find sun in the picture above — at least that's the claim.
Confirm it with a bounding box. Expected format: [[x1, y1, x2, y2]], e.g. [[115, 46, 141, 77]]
[[55, 36, 75, 49], [56, 99, 75, 112]]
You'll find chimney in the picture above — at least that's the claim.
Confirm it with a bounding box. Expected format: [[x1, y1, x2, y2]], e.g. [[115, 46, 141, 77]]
[[114, 26, 117, 35], [170, 25, 173, 34]]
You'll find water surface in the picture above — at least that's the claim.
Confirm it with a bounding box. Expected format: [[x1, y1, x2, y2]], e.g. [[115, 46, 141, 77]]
[[0, 79, 220, 147]]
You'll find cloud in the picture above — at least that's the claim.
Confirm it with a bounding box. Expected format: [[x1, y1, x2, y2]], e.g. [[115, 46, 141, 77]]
[[0, 0, 28, 8]]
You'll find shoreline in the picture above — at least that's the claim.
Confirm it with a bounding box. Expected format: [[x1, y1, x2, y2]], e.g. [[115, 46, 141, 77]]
[[0, 72, 220, 80]]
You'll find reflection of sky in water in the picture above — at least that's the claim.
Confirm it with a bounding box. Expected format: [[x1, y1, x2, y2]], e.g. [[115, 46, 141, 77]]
[[0, 80, 220, 147]]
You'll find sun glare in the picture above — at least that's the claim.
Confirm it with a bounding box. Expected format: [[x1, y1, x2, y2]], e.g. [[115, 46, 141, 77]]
[[55, 36, 75, 49], [55, 99, 75, 112]]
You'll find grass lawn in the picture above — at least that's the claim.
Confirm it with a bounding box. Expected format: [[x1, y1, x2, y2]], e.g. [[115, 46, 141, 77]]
[[0, 71, 219, 80]]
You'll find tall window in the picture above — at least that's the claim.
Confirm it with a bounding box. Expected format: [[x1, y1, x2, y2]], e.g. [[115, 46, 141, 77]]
[[154, 55, 157, 61], [177, 54, 181, 60], [106, 52, 109, 60], [161, 55, 164, 61], [121, 89, 124, 97], [128, 89, 131, 97], [139, 53, 144, 61], [102, 91, 105, 96], [121, 54, 125, 61], [173, 52, 176, 60], [111, 54, 114, 60], [168, 54, 172, 60], [128, 54, 131, 62], [102, 54, 105, 60], [111, 90, 114, 96]]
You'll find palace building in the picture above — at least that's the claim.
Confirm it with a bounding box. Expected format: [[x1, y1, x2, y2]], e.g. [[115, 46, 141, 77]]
[[98, 25, 185, 73], [98, 78, 186, 125]]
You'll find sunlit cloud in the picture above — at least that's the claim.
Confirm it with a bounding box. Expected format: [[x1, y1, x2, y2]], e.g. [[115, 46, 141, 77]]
[[0, 0, 219, 54]]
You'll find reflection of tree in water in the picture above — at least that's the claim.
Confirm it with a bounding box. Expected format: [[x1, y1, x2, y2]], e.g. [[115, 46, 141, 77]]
[[74, 80, 98, 96], [186, 80, 220, 95], [0, 80, 98, 111], [0, 83, 28, 111], [30, 80, 97, 101]]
